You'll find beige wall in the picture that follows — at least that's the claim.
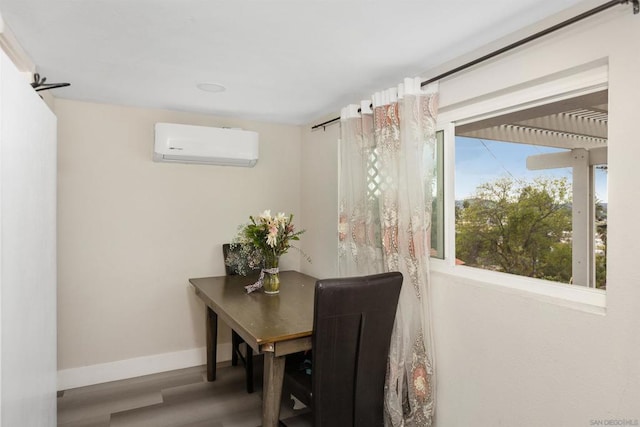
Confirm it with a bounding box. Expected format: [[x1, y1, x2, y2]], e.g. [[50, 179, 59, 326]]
[[301, 8, 640, 426], [56, 100, 302, 378], [299, 121, 340, 279]]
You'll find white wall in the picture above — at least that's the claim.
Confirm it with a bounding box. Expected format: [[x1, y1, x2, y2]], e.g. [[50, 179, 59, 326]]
[[0, 50, 57, 426], [301, 7, 640, 427], [56, 100, 303, 389]]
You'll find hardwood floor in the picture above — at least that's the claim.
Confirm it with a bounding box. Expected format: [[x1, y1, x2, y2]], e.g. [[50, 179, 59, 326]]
[[57, 360, 310, 427]]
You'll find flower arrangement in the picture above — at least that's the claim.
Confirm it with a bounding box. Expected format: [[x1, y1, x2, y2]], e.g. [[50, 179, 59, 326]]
[[226, 210, 308, 277]]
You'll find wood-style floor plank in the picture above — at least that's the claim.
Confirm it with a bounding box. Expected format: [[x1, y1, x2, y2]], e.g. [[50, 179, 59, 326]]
[[57, 363, 310, 427]]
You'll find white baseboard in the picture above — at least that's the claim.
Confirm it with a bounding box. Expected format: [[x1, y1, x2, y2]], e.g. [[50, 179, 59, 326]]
[[57, 343, 231, 391]]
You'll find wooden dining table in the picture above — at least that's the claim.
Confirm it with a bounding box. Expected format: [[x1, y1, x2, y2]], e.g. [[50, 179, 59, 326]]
[[189, 270, 317, 427]]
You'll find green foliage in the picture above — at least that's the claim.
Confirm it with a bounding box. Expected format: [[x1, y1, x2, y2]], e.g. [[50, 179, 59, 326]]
[[595, 196, 607, 289], [456, 177, 573, 282], [595, 253, 607, 289]]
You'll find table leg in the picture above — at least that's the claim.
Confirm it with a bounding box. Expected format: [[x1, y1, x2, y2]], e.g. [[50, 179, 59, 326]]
[[262, 351, 285, 427], [206, 307, 217, 381]]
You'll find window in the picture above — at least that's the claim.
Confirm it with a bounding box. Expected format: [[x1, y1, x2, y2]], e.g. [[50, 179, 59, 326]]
[[367, 129, 445, 259], [430, 130, 445, 259], [453, 90, 608, 289]]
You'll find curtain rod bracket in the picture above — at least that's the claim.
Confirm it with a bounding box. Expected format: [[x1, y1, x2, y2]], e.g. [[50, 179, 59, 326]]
[[31, 73, 71, 92]]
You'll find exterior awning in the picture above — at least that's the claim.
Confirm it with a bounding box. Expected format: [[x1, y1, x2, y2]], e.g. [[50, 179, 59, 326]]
[[456, 90, 608, 150]]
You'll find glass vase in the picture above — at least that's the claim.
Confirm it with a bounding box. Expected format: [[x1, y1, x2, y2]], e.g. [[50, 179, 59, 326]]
[[263, 253, 280, 294]]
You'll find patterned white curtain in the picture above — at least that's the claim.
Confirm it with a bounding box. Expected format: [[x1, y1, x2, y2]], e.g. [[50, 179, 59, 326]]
[[338, 77, 438, 426]]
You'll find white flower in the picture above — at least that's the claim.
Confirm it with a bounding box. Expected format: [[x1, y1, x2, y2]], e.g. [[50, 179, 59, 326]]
[[266, 232, 278, 247], [259, 210, 272, 221], [275, 212, 287, 225]]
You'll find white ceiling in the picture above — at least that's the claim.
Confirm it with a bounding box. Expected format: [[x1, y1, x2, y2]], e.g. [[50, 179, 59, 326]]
[[0, 0, 588, 125]]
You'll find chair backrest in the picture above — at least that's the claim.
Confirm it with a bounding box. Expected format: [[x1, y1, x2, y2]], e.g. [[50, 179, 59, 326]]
[[311, 272, 403, 427], [222, 243, 237, 276]]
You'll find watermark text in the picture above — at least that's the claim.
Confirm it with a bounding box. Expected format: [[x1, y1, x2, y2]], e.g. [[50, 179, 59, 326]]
[[590, 420, 639, 426]]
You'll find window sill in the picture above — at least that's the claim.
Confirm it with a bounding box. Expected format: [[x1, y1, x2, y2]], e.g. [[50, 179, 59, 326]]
[[430, 258, 606, 315]]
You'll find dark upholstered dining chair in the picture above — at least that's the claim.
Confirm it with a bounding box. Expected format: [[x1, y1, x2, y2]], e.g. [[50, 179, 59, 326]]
[[222, 243, 260, 393], [281, 271, 403, 427]]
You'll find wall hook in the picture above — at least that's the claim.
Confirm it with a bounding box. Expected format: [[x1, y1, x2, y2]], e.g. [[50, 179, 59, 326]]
[[31, 73, 71, 92]]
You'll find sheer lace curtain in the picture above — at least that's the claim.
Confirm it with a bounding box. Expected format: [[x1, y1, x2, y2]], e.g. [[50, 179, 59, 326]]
[[338, 77, 438, 426]]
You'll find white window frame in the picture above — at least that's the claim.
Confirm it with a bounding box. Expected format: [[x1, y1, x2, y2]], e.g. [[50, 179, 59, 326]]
[[430, 63, 608, 313]]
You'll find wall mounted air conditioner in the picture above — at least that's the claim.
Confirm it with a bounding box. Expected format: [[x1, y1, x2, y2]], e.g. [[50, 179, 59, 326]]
[[153, 123, 259, 167]]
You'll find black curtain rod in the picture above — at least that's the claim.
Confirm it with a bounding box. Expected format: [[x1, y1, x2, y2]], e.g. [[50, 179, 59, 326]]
[[311, 0, 638, 131]]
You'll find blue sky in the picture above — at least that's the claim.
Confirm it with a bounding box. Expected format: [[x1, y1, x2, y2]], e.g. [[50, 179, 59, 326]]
[[455, 137, 608, 202]]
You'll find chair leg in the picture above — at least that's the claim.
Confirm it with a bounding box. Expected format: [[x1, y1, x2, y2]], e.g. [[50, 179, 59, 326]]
[[232, 329, 255, 394], [246, 345, 254, 393], [231, 329, 256, 394], [231, 330, 241, 366]]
